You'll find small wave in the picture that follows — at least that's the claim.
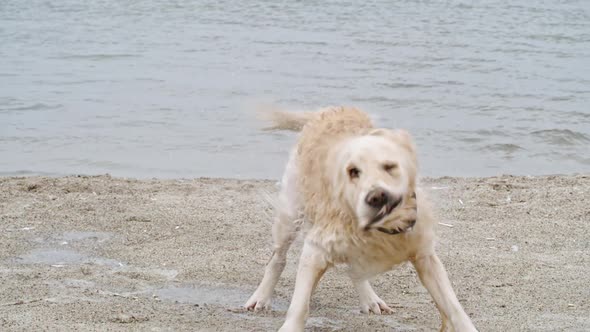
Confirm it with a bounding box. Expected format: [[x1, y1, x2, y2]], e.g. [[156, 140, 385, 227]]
[[457, 57, 497, 63], [50, 53, 139, 60], [67, 158, 131, 170], [433, 80, 465, 86], [531, 129, 590, 146], [527, 33, 581, 43], [453, 129, 511, 137], [378, 82, 434, 89], [481, 143, 524, 153], [475, 129, 511, 137], [566, 153, 590, 165], [549, 95, 574, 102], [354, 39, 400, 47], [350, 96, 430, 106], [1, 103, 62, 111], [253, 40, 328, 46], [457, 137, 484, 143], [116, 119, 175, 128], [59, 79, 108, 85], [562, 111, 590, 120], [181, 48, 207, 53], [490, 92, 539, 99], [350, 96, 398, 103], [0, 136, 45, 143]]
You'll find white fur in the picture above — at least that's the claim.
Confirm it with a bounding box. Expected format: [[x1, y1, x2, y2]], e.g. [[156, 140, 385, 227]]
[[245, 107, 477, 332]]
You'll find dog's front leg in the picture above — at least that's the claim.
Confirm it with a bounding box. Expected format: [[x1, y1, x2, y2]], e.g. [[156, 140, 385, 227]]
[[279, 242, 328, 332], [434, 302, 450, 332], [412, 253, 477, 332]]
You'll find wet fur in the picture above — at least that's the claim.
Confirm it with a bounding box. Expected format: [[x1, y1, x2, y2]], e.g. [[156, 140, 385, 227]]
[[245, 106, 477, 332]]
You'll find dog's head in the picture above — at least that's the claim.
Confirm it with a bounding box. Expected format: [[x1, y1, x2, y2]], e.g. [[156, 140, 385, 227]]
[[331, 128, 418, 232]]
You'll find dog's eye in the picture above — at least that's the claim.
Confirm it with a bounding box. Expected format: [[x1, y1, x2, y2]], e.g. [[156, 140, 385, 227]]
[[348, 167, 361, 179], [383, 163, 398, 172]]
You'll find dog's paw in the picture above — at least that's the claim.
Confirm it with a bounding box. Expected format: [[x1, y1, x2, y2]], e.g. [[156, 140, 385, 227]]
[[244, 293, 272, 312], [453, 321, 478, 332], [278, 321, 305, 332], [359, 296, 393, 315]]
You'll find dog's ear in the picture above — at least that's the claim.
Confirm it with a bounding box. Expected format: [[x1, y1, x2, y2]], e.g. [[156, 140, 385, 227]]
[[369, 128, 416, 156]]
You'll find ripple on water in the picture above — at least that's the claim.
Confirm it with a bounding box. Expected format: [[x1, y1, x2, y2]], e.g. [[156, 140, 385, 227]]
[[560, 111, 590, 123], [50, 53, 139, 61], [0, 0, 588, 178], [1, 103, 62, 112], [480, 143, 525, 154], [531, 129, 590, 146]]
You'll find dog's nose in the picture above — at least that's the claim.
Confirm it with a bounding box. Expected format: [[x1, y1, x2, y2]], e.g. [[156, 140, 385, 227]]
[[365, 188, 390, 208]]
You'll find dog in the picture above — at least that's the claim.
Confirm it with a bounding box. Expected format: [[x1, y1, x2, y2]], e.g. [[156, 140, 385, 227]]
[[245, 106, 477, 332]]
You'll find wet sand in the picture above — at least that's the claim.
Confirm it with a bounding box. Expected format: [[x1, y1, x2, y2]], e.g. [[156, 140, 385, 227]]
[[0, 175, 588, 331]]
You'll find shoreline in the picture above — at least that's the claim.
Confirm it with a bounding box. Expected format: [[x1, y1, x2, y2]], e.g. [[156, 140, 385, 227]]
[[1, 171, 587, 181], [1, 174, 588, 331]]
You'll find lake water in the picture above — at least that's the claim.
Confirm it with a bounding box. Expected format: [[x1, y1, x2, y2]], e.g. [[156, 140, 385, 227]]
[[1, 0, 589, 179]]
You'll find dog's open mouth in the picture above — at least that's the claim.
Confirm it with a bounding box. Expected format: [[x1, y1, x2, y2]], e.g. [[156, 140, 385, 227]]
[[365, 192, 417, 235], [368, 201, 398, 226]]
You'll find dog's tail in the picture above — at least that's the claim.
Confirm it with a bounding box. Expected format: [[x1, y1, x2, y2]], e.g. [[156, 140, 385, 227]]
[[257, 105, 315, 132]]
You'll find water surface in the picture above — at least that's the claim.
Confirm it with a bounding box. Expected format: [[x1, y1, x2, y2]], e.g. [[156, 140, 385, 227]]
[[1, 0, 589, 178]]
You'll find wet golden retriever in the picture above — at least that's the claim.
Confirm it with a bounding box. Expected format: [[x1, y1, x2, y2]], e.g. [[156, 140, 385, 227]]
[[245, 106, 477, 332]]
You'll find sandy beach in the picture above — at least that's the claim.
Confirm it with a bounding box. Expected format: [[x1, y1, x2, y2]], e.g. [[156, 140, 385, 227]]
[[0, 174, 588, 331]]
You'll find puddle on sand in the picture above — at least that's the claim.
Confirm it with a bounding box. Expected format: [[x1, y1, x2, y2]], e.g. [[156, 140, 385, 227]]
[[152, 284, 288, 310], [15, 248, 124, 267], [15, 230, 121, 267]]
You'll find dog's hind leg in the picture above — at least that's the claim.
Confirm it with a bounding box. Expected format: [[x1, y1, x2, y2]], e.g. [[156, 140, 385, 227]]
[[350, 277, 393, 314], [244, 210, 299, 311], [245, 150, 301, 311]]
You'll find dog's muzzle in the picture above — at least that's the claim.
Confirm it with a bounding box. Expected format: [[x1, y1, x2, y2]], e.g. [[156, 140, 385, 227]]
[[368, 191, 417, 235], [365, 188, 402, 225]]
